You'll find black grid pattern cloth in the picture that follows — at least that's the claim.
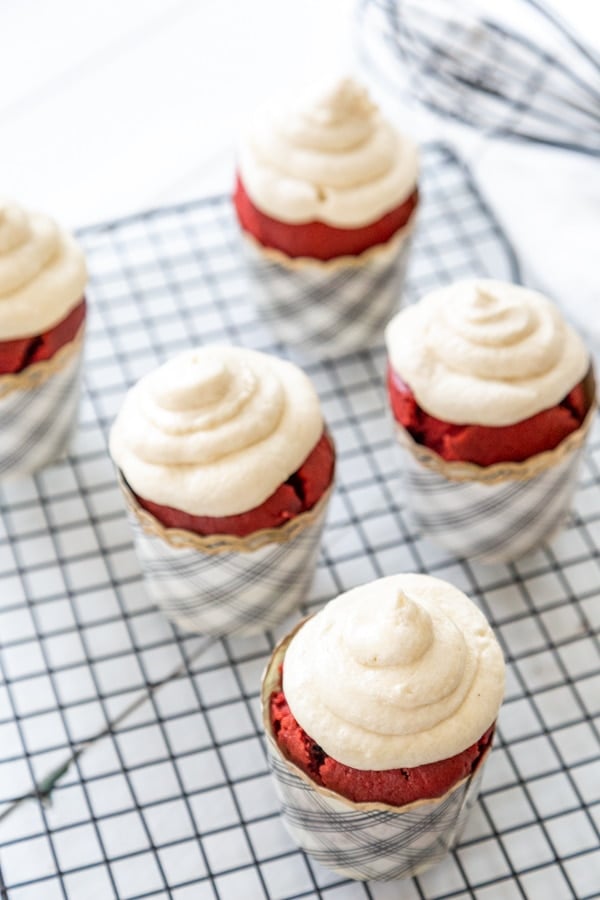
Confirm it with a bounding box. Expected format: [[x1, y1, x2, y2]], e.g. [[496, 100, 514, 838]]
[[1, 145, 599, 900]]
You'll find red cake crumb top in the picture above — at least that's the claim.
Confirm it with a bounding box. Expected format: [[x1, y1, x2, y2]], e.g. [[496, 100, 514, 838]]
[[270, 687, 494, 806], [388, 365, 589, 467], [0, 299, 86, 376], [132, 430, 335, 538], [234, 175, 418, 261]]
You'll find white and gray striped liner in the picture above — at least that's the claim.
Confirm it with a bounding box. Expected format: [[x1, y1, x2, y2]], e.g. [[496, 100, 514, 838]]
[[0, 335, 84, 478], [122, 487, 331, 637], [396, 424, 592, 564], [262, 629, 491, 881], [242, 225, 414, 359]]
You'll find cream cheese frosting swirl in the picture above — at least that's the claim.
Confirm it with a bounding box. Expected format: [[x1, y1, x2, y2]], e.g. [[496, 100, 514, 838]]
[[282, 574, 505, 769], [386, 279, 589, 426], [109, 346, 324, 517], [0, 202, 87, 340], [238, 77, 419, 227]]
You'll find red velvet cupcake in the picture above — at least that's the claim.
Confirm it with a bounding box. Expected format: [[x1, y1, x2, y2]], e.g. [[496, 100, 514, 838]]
[[270, 688, 494, 808], [234, 77, 418, 357], [261, 574, 505, 881], [385, 279, 595, 562], [129, 429, 334, 539], [387, 370, 588, 467], [0, 202, 87, 476], [110, 345, 335, 636]]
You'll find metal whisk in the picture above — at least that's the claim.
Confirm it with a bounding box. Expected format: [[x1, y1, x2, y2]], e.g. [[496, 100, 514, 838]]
[[357, 0, 600, 155]]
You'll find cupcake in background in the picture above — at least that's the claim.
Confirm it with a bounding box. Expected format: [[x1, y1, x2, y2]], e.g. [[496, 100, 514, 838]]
[[385, 279, 595, 562], [0, 202, 87, 477], [110, 345, 335, 636], [234, 77, 418, 357], [262, 573, 505, 881]]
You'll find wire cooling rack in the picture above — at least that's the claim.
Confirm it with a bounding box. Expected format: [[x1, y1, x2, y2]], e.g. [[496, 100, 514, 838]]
[[0, 143, 598, 900]]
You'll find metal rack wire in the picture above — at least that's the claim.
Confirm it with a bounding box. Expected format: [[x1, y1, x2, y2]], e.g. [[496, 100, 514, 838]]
[[0, 144, 598, 899], [357, 0, 600, 155]]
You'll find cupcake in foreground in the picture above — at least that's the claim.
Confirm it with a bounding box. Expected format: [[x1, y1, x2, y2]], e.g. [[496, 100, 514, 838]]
[[0, 202, 87, 476], [385, 279, 595, 562], [262, 573, 505, 881], [109, 345, 335, 636], [234, 77, 418, 356]]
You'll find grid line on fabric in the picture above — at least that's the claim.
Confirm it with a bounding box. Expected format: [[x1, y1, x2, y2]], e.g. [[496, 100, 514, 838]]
[[0, 143, 599, 900]]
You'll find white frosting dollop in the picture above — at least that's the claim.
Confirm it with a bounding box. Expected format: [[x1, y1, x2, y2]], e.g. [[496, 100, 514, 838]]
[[0, 202, 87, 340], [109, 346, 325, 517], [282, 574, 505, 769], [386, 279, 589, 426], [238, 77, 419, 227]]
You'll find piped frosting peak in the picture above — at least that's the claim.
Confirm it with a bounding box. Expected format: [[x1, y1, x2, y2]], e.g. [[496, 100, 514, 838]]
[[238, 77, 418, 228], [109, 345, 324, 517], [283, 574, 505, 769], [386, 279, 589, 426], [0, 201, 86, 340]]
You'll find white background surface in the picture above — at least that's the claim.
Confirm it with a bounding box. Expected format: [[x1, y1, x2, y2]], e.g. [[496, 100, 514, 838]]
[[1, 0, 353, 226]]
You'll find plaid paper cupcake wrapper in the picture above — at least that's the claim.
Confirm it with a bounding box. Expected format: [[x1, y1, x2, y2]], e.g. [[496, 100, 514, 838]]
[[242, 222, 415, 358], [0, 329, 84, 478], [120, 482, 332, 637], [393, 373, 596, 562], [399, 441, 585, 562], [261, 626, 490, 881]]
